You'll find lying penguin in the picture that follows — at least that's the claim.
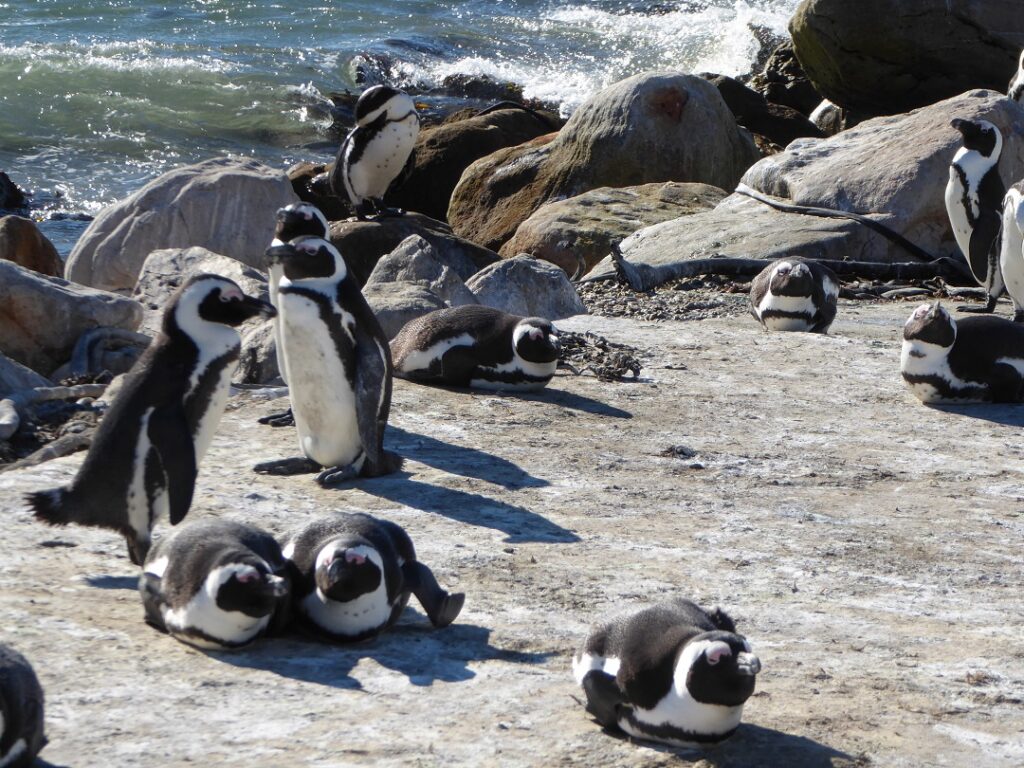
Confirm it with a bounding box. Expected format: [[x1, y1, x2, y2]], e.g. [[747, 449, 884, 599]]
[[0, 643, 46, 768], [901, 302, 1024, 403], [390, 305, 561, 391], [573, 598, 760, 747], [140, 518, 290, 650], [749, 258, 839, 333], [284, 512, 464, 642], [28, 275, 276, 564]]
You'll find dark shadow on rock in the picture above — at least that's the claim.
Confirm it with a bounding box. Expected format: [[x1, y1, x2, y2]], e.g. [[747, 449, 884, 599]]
[[83, 575, 138, 590], [520, 386, 632, 419], [929, 403, 1024, 427], [387, 425, 548, 489], [213, 619, 552, 689], [356, 474, 580, 543]]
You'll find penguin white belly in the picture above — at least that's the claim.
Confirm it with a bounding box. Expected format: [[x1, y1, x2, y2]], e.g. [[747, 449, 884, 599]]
[[191, 366, 233, 463], [621, 686, 744, 747], [300, 583, 393, 637], [758, 292, 816, 331], [348, 115, 418, 199], [471, 356, 557, 391], [278, 294, 362, 468], [1000, 190, 1024, 312], [572, 652, 621, 684], [901, 340, 984, 403], [127, 407, 169, 535], [267, 258, 288, 385], [945, 173, 974, 260]]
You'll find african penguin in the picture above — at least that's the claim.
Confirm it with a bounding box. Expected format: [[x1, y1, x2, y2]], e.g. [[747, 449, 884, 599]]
[[258, 202, 331, 428], [28, 275, 276, 564], [945, 118, 1006, 313], [0, 644, 46, 768], [999, 181, 1024, 322], [140, 518, 290, 650], [901, 302, 1024, 403], [390, 305, 561, 391], [253, 236, 401, 486], [748, 258, 839, 333], [284, 512, 464, 642], [573, 598, 760, 747], [329, 85, 419, 219], [1009, 49, 1024, 103]]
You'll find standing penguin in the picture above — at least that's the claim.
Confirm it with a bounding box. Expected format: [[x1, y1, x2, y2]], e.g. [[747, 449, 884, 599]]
[[329, 85, 419, 219], [0, 644, 46, 768], [140, 518, 290, 650], [573, 598, 760, 747], [390, 305, 561, 391], [253, 237, 401, 485], [945, 118, 1006, 313], [284, 512, 464, 642], [999, 181, 1024, 321], [748, 258, 839, 333], [258, 202, 331, 428], [1009, 49, 1024, 102], [901, 302, 1024, 403], [28, 275, 276, 564]]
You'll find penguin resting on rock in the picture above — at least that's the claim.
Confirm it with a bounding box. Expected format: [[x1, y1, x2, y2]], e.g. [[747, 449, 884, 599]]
[[748, 258, 839, 333], [390, 305, 561, 391], [329, 85, 419, 220], [999, 181, 1024, 321], [258, 202, 331, 428], [284, 512, 464, 642], [253, 237, 401, 485], [28, 275, 276, 564], [0, 643, 46, 768], [573, 598, 760, 747], [945, 118, 1006, 313], [901, 302, 1024, 403], [140, 518, 290, 650]]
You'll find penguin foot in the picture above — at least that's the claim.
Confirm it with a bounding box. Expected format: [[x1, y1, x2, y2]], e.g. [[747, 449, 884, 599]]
[[253, 457, 320, 476], [257, 408, 295, 428], [581, 670, 625, 729], [429, 592, 465, 628], [361, 450, 404, 477], [403, 560, 464, 627], [957, 295, 998, 314], [315, 463, 361, 487]]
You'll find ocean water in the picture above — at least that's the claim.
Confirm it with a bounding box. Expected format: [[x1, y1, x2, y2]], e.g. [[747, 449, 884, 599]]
[[0, 0, 800, 255]]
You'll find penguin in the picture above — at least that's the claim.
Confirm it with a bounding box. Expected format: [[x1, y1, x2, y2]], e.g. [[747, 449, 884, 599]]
[[901, 302, 1024, 403], [28, 274, 276, 564], [258, 202, 331, 428], [253, 237, 401, 486], [139, 518, 290, 650], [945, 118, 1006, 313], [284, 512, 464, 642], [572, 598, 760, 747], [1009, 49, 1024, 103], [328, 85, 419, 219], [748, 258, 839, 333], [390, 305, 561, 391], [0, 644, 46, 768], [999, 181, 1024, 322]]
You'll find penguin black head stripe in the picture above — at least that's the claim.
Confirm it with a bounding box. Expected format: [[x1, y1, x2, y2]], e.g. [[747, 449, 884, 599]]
[[265, 236, 345, 282], [275, 202, 329, 244], [513, 319, 560, 364], [903, 303, 955, 348], [682, 631, 759, 708], [768, 260, 813, 295], [749, 257, 839, 333], [354, 85, 412, 125], [951, 118, 1000, 157]]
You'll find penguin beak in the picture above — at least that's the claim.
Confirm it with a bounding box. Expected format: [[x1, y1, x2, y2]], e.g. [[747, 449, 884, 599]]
[[264, 243, 297, 268], [735, 652, 761, 677], [127, 533, 149, 566], [265, 574, 288, 598], [239, 294, 277, 320]]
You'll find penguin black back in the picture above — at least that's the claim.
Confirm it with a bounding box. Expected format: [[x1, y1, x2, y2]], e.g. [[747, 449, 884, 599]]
[[0, 643, 46, 768]]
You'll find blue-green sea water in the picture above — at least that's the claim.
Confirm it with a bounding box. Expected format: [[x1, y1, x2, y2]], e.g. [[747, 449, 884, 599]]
[[0, 0, 799, 255]]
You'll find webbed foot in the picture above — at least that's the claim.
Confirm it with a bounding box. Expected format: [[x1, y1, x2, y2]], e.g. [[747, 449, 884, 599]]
[[257, 408, 295, 428], [254, 457, 320, 476]]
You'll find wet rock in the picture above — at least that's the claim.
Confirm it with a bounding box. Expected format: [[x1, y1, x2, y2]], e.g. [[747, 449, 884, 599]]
[[0, 261, 142, 376], [0, 215, 63, 277], [363, 281, 447, 340], [366, 235, 478, 307], [699, 74, 824, 148], [790, 0, 1024, 115], [287, 161, 350, 221], [500, 182, 727, 276], [0, 353, 52, 398], [65, 158, 299, 293], [0, 172, 28, 211], [440, 74, 525, 103], [749, 40, 822, 116], [465, 256, 587, 320], [448, 71, 760, 252]]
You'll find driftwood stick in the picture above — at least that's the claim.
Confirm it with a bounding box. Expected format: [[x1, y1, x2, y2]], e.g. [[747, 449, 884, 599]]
[[0, 384, 108, 440]]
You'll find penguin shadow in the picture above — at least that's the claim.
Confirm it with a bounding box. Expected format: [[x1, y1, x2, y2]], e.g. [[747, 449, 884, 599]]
[[82, 574, 139, 590], [214, 619, 552, 690], [35, 758, 72, 768], [387, 426, 549, 490], [521, 386, 632, 420], [928, 403, 1024, 426]]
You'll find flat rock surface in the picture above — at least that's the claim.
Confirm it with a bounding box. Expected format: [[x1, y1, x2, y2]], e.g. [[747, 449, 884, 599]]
[[2, 302, 1023, 767]]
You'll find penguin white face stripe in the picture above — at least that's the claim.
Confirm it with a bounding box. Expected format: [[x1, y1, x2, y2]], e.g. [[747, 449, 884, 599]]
[[127, 407, 156, 541], [161, 562, 273, 648], [173, 277, 244, 396], [572, 652, 620, 685], [304, 544, 392, 636]]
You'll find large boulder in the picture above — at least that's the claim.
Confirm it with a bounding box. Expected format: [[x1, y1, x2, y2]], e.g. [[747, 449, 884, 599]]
[[790, 0, 1024, 116], [500, 182, 727, 276], [466, 256, 587, 320], [0, 261, 142, 376], [328, 213, 499, 286], [364, 282, 447, 340], [748, 41, 823, 116], [448, 71, 761, 253], [700, 74, 824, 149], [0, 353, 51, 397], [0, 172, 28, 211], [65, 158, 299, 293], [287, 161, 349, 221], [365, 235, 478, 307], [586, 90, 1024, 290], [0, 215, 62, 277]]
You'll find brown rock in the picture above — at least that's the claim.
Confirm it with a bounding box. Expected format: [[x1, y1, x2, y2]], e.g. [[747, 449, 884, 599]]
[[287, 161, 350, 221], [0, 215, 63, 277], [749, 41, 823, 116], [0, 172, 28, 210]]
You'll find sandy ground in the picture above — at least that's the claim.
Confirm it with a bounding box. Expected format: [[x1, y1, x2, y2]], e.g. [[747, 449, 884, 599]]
[[2, 300, 1023, 768]]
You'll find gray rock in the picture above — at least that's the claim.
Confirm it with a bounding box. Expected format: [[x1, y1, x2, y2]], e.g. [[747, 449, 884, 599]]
[[237, 323, 280, 385], [0, 353, 52, 398], [65, 158, 299, 293], [366, 235, 478, 308], [363, 282, 447, 340], [466, 256, 587, 320], [0, 261, 143, 376]]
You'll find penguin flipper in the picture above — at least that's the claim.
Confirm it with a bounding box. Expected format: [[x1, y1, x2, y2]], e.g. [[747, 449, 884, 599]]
[[385, 146, 416, 198], [987, 362, 1024, 403], [328, 130, 355, 204], [353, 329, 393, 474], [439, 346, 481, 386], [581, 670, 627, 729], [139, 572, 169, 632], [402, 560, 465, 628], [147, 403, 197, 526], [967, 210, 1002, 290]]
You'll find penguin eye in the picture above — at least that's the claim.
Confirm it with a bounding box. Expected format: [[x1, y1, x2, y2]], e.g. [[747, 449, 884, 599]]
[[219, 287, 243, 303], [236, 569, 260, 584]]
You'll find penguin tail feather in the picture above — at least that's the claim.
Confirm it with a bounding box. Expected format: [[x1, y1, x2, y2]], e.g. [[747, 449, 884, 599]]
[[26, 488, 74, 526]]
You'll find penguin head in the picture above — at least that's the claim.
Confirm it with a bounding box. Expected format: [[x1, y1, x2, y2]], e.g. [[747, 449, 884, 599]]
[[354, 85, 417, 127], [513, 318, 560, 364], [265, 236, 347, 283], [678, 631, 760, 708], [275, 203, 329, 243], [314, 539, 384, 603], [768, 259, 814, 297], [903, 302, 956, 349], [211, 556, 289, 619], [951, 118, 1002, 158], [169, 275, 276, 335]]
